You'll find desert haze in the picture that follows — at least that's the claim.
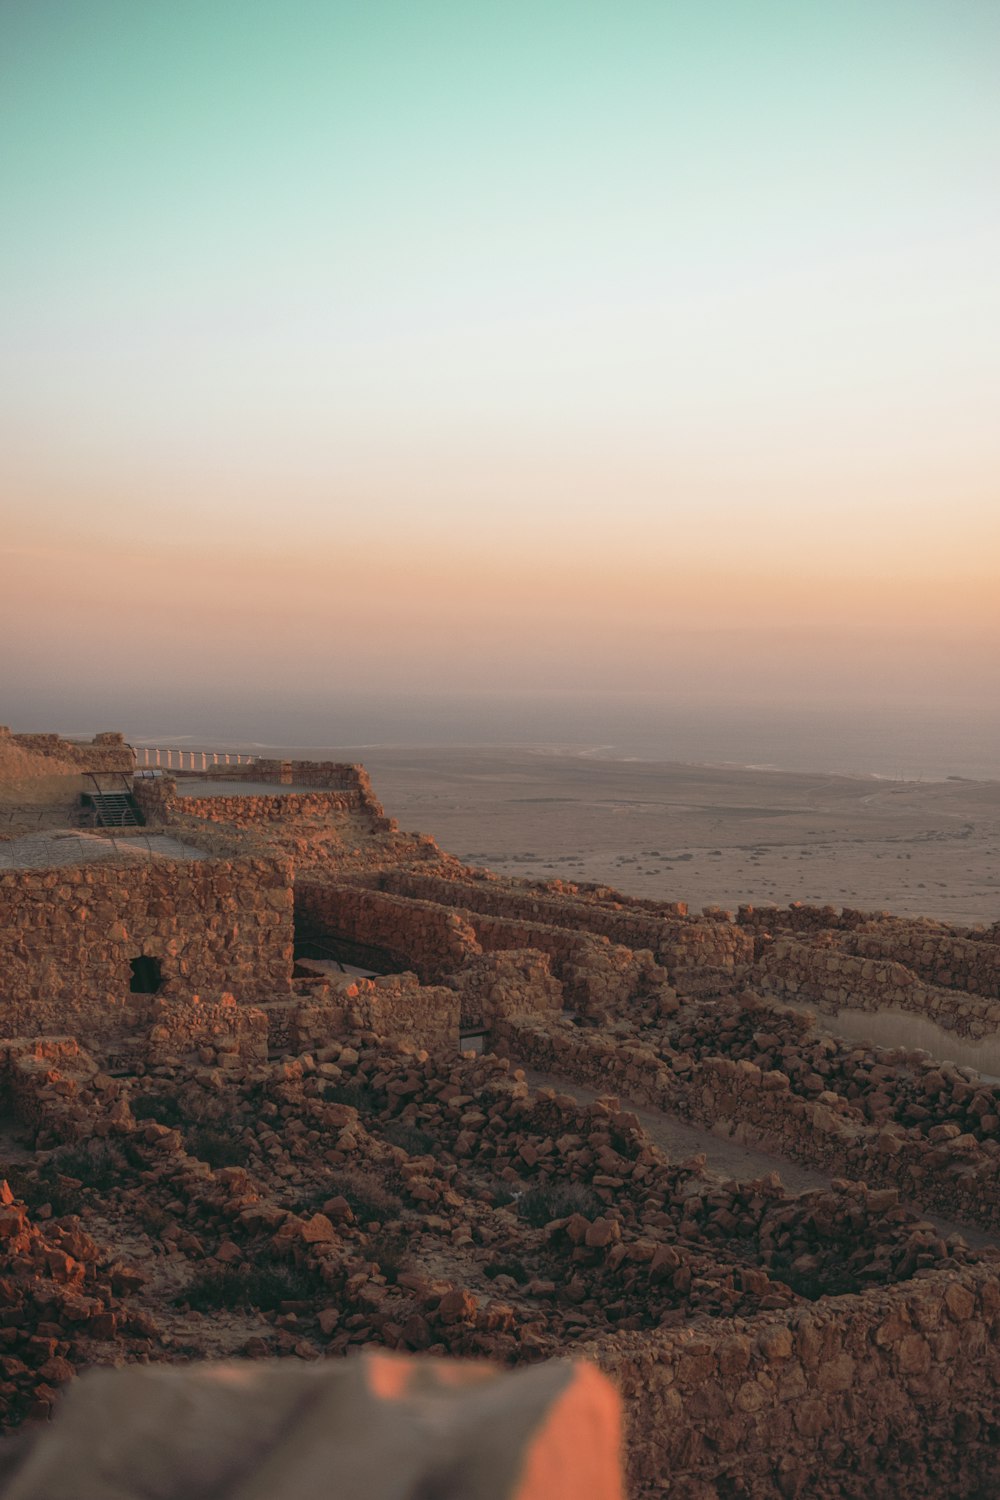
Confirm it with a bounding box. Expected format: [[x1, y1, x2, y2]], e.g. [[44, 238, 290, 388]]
[[247, 746, 1000, 931]]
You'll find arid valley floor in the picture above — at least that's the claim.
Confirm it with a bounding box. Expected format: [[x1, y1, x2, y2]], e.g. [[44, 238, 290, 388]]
[[1, 729, 999, 1497], [323, 746, 1000, 930]]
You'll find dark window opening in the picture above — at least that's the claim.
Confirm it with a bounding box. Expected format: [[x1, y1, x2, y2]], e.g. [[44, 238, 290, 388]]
[[129, 956, 162, 994]]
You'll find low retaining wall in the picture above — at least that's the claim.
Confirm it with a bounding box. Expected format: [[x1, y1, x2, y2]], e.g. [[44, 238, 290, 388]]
[[755, 940, 1000, 1039], [382, 871, 753, 972], [592, 1264, 1000, 1498], [172, 790, 364, 822], [845, 928, 1000, 1003], [493, 1017, 1000, 1232], [144, 996, 269, 1067], [294, 883, 482, 982], [264, 977, 460, 1053]]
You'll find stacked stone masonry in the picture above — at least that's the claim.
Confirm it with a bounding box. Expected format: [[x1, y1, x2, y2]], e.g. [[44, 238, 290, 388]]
[[2, 731, 1000, 1496], [0, 853, 294, 1035]]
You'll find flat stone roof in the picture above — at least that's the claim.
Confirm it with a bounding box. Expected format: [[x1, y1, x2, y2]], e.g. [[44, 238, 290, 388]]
[[0, 831, 208, 870]]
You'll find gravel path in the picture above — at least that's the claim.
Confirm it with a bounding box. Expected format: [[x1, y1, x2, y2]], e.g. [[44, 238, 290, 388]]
[[522, 1067, 828, 1194], [0, 831, 207, 869]]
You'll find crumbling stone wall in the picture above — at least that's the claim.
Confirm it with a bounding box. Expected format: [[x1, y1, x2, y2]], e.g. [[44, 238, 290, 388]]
[[131, 777, 176, 823], [272, 976, 461, 1054], [294, 883, 482, 981], [457, 910, 664, 1015], [0, 855, 293, 1037], [739, 903, 1000, 1003], [493, 1013, 1000, 1232], [2, 1025, 997, 1497], [755, 939, 1000, 1038], [446, 950, 564, 1032], [381, 871, 752, 972], [0, 728, 134, 776], [590, 1264, 1000, 1498], [294, 883, 667, 1018]]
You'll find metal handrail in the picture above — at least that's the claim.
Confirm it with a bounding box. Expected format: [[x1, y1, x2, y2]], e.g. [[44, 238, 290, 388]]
[[131, 745, 257, 772]]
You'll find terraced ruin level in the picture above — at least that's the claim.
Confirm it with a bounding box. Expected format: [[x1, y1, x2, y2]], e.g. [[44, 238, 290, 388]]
[[1, 726, 999, 1497]]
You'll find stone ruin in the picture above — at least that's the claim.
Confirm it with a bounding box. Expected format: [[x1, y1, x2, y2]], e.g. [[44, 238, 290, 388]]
[[0, 729, 998, 1497]]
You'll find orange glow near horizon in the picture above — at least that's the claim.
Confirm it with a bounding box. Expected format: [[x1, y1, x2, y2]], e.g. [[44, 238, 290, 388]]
[[2, 4, 998, 730]]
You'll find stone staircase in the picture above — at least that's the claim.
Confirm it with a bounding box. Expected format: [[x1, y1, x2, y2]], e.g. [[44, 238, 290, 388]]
[[88, 791, 143, 827], [82, 772, 145, 829]]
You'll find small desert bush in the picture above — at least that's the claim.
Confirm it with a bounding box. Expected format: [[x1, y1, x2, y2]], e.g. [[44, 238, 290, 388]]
[[131, 1092, 184, 1127], [381, 1120, 437, 1156], [186, 1126, 250, 1169], [46, 1141, 129, 1192], [366, 1230, 410, 1283], [327, 1170, 402, 1224], [326, 1081, 385, 1114], [179, 1262, 321, 1313], [517, 1181, 604, 1228], [137, 1202, 172, 1236]]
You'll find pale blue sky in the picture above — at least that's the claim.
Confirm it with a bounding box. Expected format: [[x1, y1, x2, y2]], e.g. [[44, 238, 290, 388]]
[[2, 1, 998, 717]]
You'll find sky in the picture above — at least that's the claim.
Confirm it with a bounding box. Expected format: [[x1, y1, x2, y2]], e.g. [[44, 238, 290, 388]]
[[2, 0, 999, 742]]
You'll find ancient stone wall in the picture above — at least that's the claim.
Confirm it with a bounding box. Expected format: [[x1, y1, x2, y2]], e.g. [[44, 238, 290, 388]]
[[591, 1264, 1000, 1498], [275, 976, 461, 1054], [456, 911, 661, 1015], [133, 774, 396, 838], [844, 928, 1000, 1002], [739, 904, 1000, 1003], [381, 871, 752, 972], [132, 776, 177, 823], [1, 729, 134, 776], [295, 882, 669, 1018], [0, 854, 293, 1037], [446, 950, 564, 1032], [144, 996, 269, 1067], [294, 883, 482, 981], [171, 790, 365, 824], [755, 939, 1000, 1038], [493, 1015, 1000, 1232]]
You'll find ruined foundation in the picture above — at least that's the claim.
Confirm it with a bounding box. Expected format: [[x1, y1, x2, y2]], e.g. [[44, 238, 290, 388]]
[[0, 730, 998, 1497]]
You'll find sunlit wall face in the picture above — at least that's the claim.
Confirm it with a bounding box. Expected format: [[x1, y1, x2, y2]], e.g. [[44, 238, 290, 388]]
[[2, 1, 998, 727]]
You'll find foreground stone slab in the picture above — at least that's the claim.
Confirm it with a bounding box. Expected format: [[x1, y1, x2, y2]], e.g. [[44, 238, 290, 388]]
[[0, 1353, 623, 1500]]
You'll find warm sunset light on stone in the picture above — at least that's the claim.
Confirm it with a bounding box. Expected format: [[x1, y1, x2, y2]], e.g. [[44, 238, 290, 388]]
[[1, 5, 998, 1494]]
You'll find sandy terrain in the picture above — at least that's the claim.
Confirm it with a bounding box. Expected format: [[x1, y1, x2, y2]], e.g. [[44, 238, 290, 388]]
[[310, 747, 1000, 930]]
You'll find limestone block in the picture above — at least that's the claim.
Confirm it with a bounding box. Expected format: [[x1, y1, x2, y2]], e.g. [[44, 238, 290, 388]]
[[0, 1354, 623, 1500]]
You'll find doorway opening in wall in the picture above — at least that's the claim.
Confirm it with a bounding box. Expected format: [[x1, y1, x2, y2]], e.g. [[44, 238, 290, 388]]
[[129, 956, 162, 994], [460, 1031, 486, 1055]]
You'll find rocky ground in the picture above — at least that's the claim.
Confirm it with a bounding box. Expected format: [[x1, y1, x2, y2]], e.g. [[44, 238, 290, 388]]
[[1, 1020, 995, 1436]]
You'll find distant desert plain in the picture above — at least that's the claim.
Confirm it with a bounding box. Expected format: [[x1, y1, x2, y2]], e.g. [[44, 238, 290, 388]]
[[282, 747, 1000, 931]]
